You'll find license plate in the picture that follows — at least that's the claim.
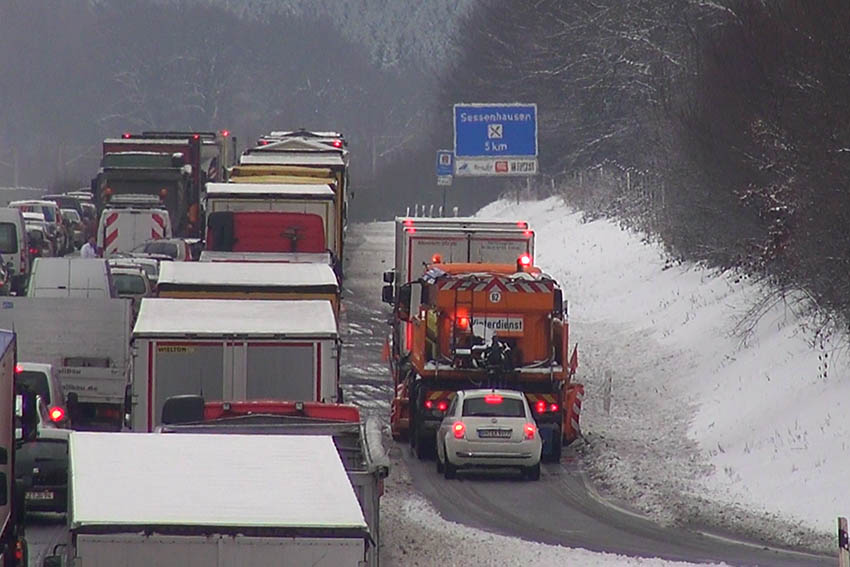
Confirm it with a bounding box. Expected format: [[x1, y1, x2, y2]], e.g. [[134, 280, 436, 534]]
[[26, 491, 54, 501], [478, 429, 512, 439]]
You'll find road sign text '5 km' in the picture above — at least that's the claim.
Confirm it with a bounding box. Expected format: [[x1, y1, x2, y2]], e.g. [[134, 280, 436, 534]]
[[454, 104, 538, 158]]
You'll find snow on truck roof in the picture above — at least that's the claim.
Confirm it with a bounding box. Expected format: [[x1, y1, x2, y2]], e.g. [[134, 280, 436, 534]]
[[69, 432, 367, 532], [158, 261, 338, 289], [205, 182, 335, 197], [239, 152, 345, 167], [133, 298, 337, 338]]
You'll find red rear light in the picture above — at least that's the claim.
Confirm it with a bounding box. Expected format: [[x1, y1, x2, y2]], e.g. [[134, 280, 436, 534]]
[[14, 364, 22, 374], [517, 221, 528, 228], [484, 394, 503, 404], [535, 400, 546, 413], [524, 423, 536, 440], [456, 315, 469, 330], [431, 253, 442, 263], [122, 132, 131, 139], [221, 129, 230, 137], [406, 227, 416, 234], [192, 133, 200, 140], [549, 403, 559, 412], [424, 399, 433, 409], [452, 421, 466, 439], [524, 230, 532, 237], [518, 253, 532, 267], [437, 400, 448, 412], [28, 247, 38, 255], [49, 406, 65, 422], [403, 219, 414, 226], [331, 139, 343, 148]]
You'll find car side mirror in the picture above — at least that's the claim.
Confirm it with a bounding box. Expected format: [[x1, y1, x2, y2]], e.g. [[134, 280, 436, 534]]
[[161, 394, 205, 425]]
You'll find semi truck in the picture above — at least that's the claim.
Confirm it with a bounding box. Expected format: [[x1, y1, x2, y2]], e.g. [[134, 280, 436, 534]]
[[159, 397, 388, 567], [42, 432, 370, 567], [203, 183, 339, 271], [129, 298, 340, 431], [389, 260, 582, 462], [0, 298, 132, 431], [156, 261, 340, 316]]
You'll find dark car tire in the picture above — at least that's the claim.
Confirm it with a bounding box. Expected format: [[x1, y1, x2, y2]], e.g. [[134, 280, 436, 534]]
[[444, 455, 457, 479], [524, 462, 541, 481]]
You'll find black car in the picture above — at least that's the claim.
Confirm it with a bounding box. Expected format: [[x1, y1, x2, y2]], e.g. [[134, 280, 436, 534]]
[[14, 398, 69, 514]]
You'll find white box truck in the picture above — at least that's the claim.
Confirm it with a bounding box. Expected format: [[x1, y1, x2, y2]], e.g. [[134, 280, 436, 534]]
[[0, 298, 132, 430], [42, 432, 371, 567], [130, 298, 340, 431]]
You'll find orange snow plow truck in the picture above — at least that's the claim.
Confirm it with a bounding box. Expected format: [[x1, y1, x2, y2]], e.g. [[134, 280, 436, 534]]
[[387, 256, 582, 462]]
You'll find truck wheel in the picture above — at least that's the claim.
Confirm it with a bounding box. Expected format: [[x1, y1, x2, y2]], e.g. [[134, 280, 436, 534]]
[[544, 426, 562, 463]]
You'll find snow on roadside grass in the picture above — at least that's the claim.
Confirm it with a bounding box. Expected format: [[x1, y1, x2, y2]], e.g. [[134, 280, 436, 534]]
[[476, 197, 843, 549], [381, 454, 728, 567]]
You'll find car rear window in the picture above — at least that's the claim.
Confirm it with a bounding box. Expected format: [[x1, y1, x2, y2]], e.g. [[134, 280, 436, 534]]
[[144, 242, 178, 258], [0, 223, 18, 254], [16, 370, 50, 404], [462, 396, 526, 418], [113, 274, 147, 295]]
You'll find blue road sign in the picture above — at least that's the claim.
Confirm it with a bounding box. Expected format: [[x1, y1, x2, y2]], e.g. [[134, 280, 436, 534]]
[[454, 104, 538, 158], [436, 150, 454, 176]]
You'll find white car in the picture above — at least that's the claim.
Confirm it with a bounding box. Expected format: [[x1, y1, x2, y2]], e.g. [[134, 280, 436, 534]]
[[108, 256, 160, 285], [435, 389, 542, 480], [15, 362, 70, 428]]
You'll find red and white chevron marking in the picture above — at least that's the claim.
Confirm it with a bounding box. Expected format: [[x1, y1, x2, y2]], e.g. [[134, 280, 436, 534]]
[[437, 276, 553, 293], [151, 213, 166, 240]]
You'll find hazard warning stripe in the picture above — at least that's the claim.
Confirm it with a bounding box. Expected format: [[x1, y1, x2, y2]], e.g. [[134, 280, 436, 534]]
[[104, 212, 119, 227], [152, 214, 166, 230], [437, 276, 554, 293], [104, 230, 118, 248]]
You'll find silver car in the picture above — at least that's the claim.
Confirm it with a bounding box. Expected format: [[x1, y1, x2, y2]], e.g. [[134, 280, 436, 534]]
[[436, 389, 542, 480]]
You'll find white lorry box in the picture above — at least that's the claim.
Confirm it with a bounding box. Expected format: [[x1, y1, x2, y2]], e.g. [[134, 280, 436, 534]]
[[97, 205, 172, 258], [27, 258, 115, 298], [0, 207, 30, 294], [157, 261, 340, 313], [49, 432, 369, 567], [131, 298, 340, 431], [0, 297, 132, 430]]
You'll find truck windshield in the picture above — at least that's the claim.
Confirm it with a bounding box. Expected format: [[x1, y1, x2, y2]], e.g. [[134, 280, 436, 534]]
[[16, 370, 51, 404], [0, 223, 17, 254]]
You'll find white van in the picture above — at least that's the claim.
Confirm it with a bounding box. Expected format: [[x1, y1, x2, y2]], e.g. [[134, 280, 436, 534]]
[[27, 257, 115, 298], [97, 205, 172, 259], [0, 207, 30, 294]]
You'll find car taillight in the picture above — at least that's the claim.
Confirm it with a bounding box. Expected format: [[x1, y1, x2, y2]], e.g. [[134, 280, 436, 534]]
[[549, 403, 559, 412], [535, 400, 546, 413], [424, 399, 433, 409], [452, 421, 466, 439], [437, 400, 448, 412], [48, 406, 65, 422], [524, 423, 536, 440], [456, 316, 470, 330], [14, 364, 22, 374]]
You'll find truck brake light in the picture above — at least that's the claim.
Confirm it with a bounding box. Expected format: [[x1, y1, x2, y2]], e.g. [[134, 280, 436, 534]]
[[122, 132, 132, 139], [453, 421, 466, 439], [456, 316, 469, 330], [518, 253, 532, 267], [535, 400, 546, 413], [524, 423, 536, 440], [331, 139, 343, 148], [221, 129, 230, 137], [549, 403, 559, 412], [437, 400, 448, 412], [14, 364, 22, 374], [517, 221, 528, 228], [424, 399, 433, 409], [403, 219, 414, 227]]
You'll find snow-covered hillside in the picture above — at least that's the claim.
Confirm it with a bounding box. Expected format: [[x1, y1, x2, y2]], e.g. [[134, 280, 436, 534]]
[[475, 197, 846, 549]]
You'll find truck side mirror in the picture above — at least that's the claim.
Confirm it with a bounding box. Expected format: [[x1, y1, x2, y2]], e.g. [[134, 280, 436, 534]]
[[554, 289, 564, 317], [161, 394, 205, 425], [395, 284, 411, 321], [381, 284, 394, 304], [382, 270, 395, 284]]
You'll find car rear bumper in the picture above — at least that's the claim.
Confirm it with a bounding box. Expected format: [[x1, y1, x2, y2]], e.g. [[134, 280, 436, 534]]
[[23, 484, 67, 513], [446, 439, 541, 467]]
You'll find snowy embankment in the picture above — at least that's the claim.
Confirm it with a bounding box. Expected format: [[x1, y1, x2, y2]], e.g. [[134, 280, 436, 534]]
[[379, 196, 846, 563], [477, 197, 847, 549]]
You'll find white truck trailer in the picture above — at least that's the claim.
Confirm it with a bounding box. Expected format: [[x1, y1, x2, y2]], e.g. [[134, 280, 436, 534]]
[[130, 298, 340, 431], [0, 298, 132, 430], [42, 432, 370, 567]]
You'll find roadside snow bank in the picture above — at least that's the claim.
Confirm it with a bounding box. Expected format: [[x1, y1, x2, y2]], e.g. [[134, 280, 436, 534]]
[[476, 197, 846, 547]]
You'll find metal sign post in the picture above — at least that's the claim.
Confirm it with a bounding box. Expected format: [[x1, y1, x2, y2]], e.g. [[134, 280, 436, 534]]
[[453, 103, 538, 177], [436, 150, 454, 216]]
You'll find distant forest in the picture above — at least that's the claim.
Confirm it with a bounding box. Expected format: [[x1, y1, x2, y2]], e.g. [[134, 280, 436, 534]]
[[1, 0, 849, 326]]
